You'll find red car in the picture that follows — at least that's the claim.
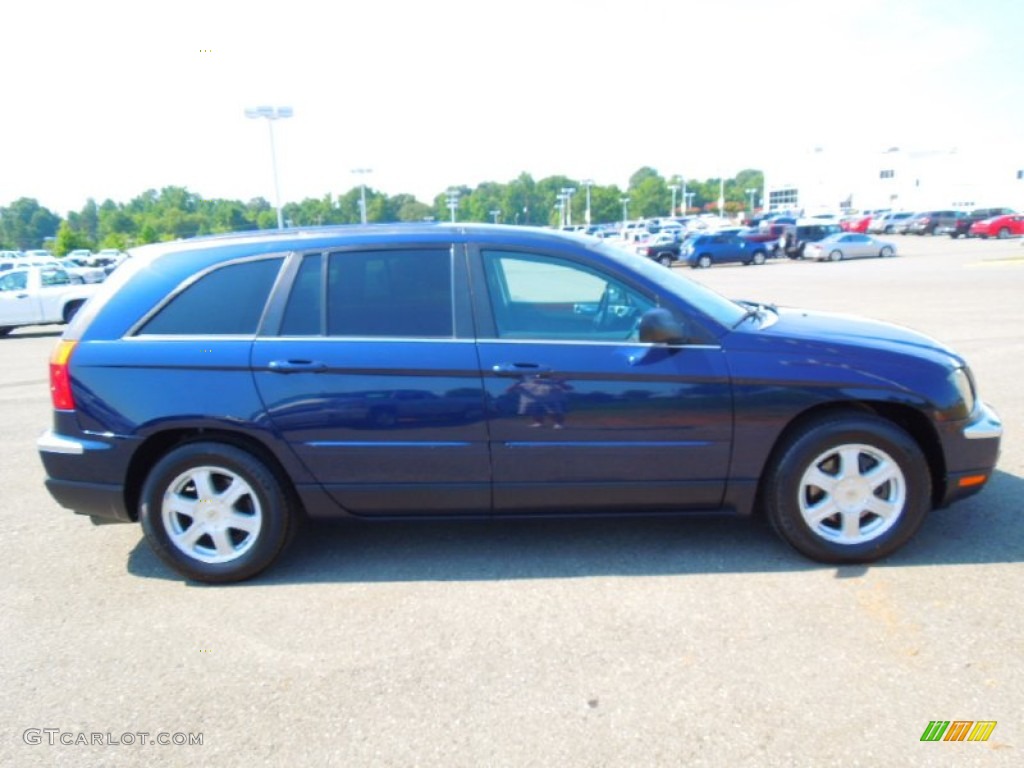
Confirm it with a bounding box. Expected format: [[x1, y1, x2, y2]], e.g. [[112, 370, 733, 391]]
[[840, 215, 872, 233], [969, 214, 1024, 239]]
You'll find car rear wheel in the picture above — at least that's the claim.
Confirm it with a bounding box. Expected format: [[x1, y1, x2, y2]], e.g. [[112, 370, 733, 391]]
[[829, 250, 843, 262], [139, 442, 295, 583], [879, 246, 894, 258], [697, 255, 712, 269], [997, 227, 1010, 239], [763, 414, 931, 563], [657, 254, 673, 267]]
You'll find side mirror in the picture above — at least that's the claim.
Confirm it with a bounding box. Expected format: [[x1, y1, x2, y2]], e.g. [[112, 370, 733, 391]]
[[638, 308, 686, 344]]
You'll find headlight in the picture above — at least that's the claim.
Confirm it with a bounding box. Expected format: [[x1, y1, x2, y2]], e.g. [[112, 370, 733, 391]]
[[951, 367, 976, 417]]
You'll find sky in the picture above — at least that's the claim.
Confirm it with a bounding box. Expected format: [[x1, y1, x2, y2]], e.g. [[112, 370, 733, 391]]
[[2, 0, 1023, 215]]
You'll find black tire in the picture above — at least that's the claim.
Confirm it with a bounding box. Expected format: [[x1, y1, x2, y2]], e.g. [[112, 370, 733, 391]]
[[697, 255, 712, 269], [949, 232, 960, 239], [879, 246, 894, 258], [762, 414, 931, 564], [657, 254, 673, 267], [0, 327, 12, 338], [751, 251, 766, 265], [139, 442, 295, 583], [997, 227, 1010, 239], [63, 301, 84, 324], [828, 250, 843, 262]]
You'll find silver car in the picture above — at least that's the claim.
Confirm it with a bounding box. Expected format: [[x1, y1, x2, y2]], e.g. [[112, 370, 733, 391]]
[[805, 233, 897, 262]]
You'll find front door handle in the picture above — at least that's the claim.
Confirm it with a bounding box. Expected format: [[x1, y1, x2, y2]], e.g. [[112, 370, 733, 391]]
[[267, 359, 328, 374], [492, 362, 552, 376]]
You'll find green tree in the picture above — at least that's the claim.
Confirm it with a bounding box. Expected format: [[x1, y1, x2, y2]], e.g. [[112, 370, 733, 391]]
[[0, 198, 61, 249], [53, 220, 93, 255]]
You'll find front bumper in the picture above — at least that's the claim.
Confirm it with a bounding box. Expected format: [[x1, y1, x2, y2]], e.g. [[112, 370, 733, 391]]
[[937, 401, 1003, 508]]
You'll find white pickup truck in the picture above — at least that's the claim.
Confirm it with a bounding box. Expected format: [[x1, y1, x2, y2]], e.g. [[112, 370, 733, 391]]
[[0, 266, 98, 336]]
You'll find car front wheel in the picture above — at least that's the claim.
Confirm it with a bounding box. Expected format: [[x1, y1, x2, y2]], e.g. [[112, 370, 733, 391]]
[[997, 227, 1010, 239], [697, 255, 712, 269], [762, 414, 931, 563], [139, 442, 295, 582]]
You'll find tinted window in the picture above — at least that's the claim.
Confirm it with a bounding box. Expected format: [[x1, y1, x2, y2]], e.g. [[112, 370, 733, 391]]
[[326, 249, 453, 337], [140, 258, 283, 335], [280, 253, 323, 335]]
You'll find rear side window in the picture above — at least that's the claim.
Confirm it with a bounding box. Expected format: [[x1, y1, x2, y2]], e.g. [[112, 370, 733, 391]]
[[321, 249, 453, 337], [139, 258, 283, 335]]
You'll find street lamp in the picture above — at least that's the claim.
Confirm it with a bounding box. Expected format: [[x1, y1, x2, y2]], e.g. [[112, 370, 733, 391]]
[[244, 105, 293, 230], [718, 176, 726, 220], [681, 178, 688, 215], [684, 191, 695, 214], [489, 209, 501, 224], [582, 179, 594, 226], [745, 187, 758, 214], [620, 196, 630, 226], [560, 187, 576, 227], [554, 197, 565, 228], [668, 183, 681, 217], [351, 168, 372, 224], [446, 189, 460, 222]]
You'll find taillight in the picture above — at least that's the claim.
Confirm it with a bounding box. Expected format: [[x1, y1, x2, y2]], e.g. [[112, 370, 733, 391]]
[[49, 340, 77, 410]]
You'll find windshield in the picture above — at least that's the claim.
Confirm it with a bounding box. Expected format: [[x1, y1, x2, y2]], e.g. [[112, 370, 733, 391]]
[[589, 239, 746, 329]]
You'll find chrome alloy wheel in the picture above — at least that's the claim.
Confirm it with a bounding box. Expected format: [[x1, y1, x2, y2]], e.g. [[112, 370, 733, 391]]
[[161, 466, 263, 564], [797, 443, 906, 545]]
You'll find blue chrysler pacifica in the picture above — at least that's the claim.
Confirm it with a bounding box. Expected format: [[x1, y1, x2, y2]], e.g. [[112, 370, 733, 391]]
[[38, 224, 1002, 582]]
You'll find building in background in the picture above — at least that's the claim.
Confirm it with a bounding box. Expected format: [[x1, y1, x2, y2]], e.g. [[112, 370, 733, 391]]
[[763, 143, 1024, 215]]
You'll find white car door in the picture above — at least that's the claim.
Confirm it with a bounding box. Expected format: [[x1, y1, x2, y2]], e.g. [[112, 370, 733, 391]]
[[0, 271, 38, 325]]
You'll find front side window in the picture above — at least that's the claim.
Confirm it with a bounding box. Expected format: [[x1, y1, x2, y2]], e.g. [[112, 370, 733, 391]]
[[482, 250, 654, 341], [139, 258, 283, 335]]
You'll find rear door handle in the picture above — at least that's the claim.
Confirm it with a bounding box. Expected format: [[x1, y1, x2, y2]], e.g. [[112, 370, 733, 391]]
[[267, 359, 328, 373], [492, 362, 552, 376]]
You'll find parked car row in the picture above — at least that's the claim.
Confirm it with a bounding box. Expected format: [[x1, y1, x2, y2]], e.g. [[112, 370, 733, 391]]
[[842, 208, 1020, 239]]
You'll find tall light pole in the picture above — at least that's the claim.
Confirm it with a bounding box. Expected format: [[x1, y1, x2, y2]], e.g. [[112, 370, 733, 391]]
[[446, 189, 460, 222], [685, 191, 695, 214], [561, 187, 576, 227], [582, 179, 594, 226], [245, 105, 293, 230], [489, 209, 501, 223], [620, 196, 630, 227], [668, 183, 681, 217], [718, 176, 725, 220], [554, 196, 565, 228], [351, 168, 372, 224], [745, 187, 758, 215], [681, 178, 688, 216]]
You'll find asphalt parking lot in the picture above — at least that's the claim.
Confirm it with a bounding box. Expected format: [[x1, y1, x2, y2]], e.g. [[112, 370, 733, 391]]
[[2, 234, 1021, 767]]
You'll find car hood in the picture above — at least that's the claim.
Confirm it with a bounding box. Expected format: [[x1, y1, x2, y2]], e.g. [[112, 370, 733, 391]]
[[744, 307, 962, 366]]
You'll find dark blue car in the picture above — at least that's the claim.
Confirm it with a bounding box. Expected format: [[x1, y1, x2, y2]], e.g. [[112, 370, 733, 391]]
[[38, 224, 1002, 582]]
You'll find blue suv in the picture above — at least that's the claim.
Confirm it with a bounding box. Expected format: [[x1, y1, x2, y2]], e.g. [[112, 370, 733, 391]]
[[681, 232, 769, 268], [38, 225, 1002, 582]]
